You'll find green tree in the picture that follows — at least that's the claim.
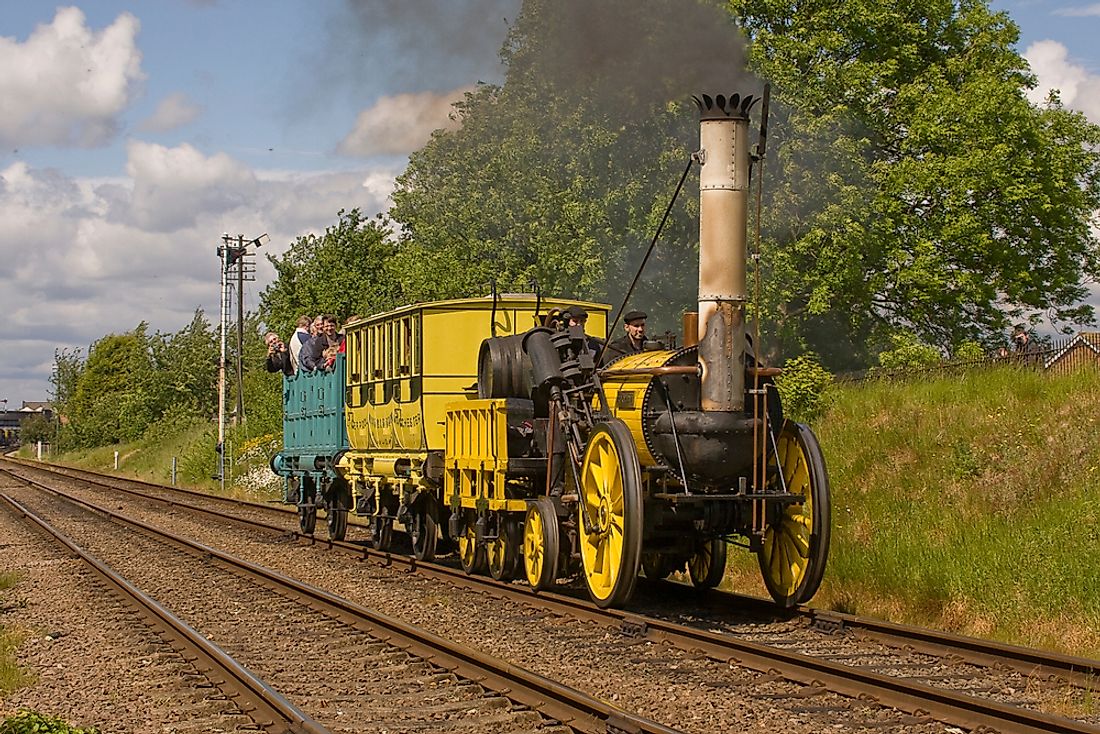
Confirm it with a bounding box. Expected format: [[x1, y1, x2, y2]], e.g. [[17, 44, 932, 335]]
[[66, 325, 158, 446], [18, 413, 54, 446], [151, 309, 218, 419], [729, 0, 1100, 363], [259, 209, 400, 337]]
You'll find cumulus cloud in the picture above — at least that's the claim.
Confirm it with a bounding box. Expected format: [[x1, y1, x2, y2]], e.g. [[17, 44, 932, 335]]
[[337, 87, 472, 157], [0, 151, 398, 402], [1024, 40, 1100, 123], [0, 7, 144, 148], [138, 92, 203, 132]]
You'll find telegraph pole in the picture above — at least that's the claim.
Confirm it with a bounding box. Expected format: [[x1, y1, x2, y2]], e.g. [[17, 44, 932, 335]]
[[215, 232, 267, 489]]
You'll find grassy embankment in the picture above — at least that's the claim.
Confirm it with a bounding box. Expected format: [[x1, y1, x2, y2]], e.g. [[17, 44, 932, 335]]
[[28, 364, 1100, 657], [24, 419, 282, 502], [728, 364, 1100, 658]]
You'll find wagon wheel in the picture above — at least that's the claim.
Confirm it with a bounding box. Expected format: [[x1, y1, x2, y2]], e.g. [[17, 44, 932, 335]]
[[457, 512, 486, 575], [327, 508, 348, 541], [641, 553, 674, 580], [409, 501, 438, 561], [523, 498, 559, 591], [488, 517, 521, 581], [757, 421, 831, 607], [298, 504, 317, 535], [285, 476, 301, 505], [577, 419, 643, 608], [371, 515, 393, 551], [688, 538, 727, 589], [326, 479, 350, 542], [298, 476, 317, 535]]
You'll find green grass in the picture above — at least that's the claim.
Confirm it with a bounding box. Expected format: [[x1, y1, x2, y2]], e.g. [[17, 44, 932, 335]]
[[729, 364, 1100, 657], [43, 417, 282, 502], [0, 573, 20, 592], [0, 710, 99, 733], [0, 571, 32, 696]]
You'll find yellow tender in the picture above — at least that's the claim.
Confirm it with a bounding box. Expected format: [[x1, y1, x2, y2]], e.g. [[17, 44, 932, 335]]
[[337, 295, 607, 545]]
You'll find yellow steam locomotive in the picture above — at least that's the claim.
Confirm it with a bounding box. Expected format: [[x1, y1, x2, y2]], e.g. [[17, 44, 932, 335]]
[[276, 91, 830, 608]]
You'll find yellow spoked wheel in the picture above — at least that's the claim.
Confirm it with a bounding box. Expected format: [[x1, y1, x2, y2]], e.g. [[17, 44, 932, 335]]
[[523, 498, 559, 591], [757, 421, 831, 607], [487, 517, 521, 581], [578, 420, 643, 608], [457, 512, 486, 575], [688, 538, 728, 589]]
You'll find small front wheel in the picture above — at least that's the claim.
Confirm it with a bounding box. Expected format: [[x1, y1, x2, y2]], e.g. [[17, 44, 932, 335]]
[[523, 498, 559, 591]]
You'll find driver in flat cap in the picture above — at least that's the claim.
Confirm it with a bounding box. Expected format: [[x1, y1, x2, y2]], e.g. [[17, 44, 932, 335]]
[[601, 310, 648, 365], [560, 305, 605, 357]]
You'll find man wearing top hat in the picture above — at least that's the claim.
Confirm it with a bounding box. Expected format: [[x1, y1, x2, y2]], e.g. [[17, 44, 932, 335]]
[[601, 310, 648, 365]]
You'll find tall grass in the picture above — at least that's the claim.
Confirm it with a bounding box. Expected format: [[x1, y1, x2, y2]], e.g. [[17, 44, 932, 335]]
[[731, 365, 1100, 657]]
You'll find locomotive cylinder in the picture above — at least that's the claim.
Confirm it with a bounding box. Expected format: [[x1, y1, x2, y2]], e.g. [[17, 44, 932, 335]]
[[695, 94, 755, 412]]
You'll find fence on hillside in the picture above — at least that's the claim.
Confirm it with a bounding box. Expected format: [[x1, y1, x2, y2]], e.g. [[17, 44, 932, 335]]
[[839, 332, 1100, 384]]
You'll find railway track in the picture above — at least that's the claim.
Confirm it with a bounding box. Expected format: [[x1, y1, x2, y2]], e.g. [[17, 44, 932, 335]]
[[0, 468, 681, 734], [4, 457, 1099, 734]]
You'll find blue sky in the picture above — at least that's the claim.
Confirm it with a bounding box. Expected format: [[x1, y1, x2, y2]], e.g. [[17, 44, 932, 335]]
[[0, 0, 1097, 406]]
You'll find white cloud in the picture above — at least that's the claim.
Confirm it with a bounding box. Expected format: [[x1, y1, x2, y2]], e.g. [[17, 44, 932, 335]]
[[1024, 40, 1100, 123], [0, 151, 399, 402], [1053, 3, 1100, 16], [337, 86, 473, 157], [138, 92, 202, 133], [0, 7, 144, 148]]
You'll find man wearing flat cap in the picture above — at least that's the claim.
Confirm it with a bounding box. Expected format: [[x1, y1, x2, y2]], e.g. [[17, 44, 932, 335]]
[[601, 310, 648, 365], [561, 305, 604, 357]]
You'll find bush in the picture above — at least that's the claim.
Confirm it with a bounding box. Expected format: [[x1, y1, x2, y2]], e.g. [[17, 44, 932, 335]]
[[952, 340, 986, 362], [0, 711, 99, 734], [876, 332, 942, 370], [775, 352, 834, 423]]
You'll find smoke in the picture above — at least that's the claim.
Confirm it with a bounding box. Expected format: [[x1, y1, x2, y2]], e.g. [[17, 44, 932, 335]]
[[504, 0, 753, 113]]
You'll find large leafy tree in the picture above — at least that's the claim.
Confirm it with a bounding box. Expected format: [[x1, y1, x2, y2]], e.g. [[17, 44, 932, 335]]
[[259, 208, 401, 337], [729, 0, 1100, 363]]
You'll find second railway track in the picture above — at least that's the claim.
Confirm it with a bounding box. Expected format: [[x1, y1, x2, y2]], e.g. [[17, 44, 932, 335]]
[[4, 457, 1099, 734]]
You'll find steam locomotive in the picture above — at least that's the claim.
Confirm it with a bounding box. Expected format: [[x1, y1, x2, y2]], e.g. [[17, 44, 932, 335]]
[[272, 91, 830, 608]]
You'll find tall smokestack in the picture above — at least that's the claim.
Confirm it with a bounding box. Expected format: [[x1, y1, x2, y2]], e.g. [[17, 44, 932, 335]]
[[693, 93, 757, 412]]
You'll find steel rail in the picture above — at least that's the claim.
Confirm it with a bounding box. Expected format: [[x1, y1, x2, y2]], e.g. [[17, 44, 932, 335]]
[[0, 491, 332, 734], [7, 458, 1096, 686], [10, 472, 683, 734], [7, 460, 1100, 733]]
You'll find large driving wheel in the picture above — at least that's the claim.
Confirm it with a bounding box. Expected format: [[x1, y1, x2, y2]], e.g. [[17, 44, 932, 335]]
[[688, 538, 727, 589], [523, 498, 559, 591], [757, 421, 831, 607], [578, 420, 644, 608], [457, 511, 486, 575], [410, 501, 438, 561]]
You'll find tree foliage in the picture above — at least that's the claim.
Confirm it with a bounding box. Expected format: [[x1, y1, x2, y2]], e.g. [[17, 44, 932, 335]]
[[388, 0, 1100, 365], [728, 0, 1100, 363], [53, 312, 218, 449], [259, 208, 400, 337], [388, 0, 752, 331]]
